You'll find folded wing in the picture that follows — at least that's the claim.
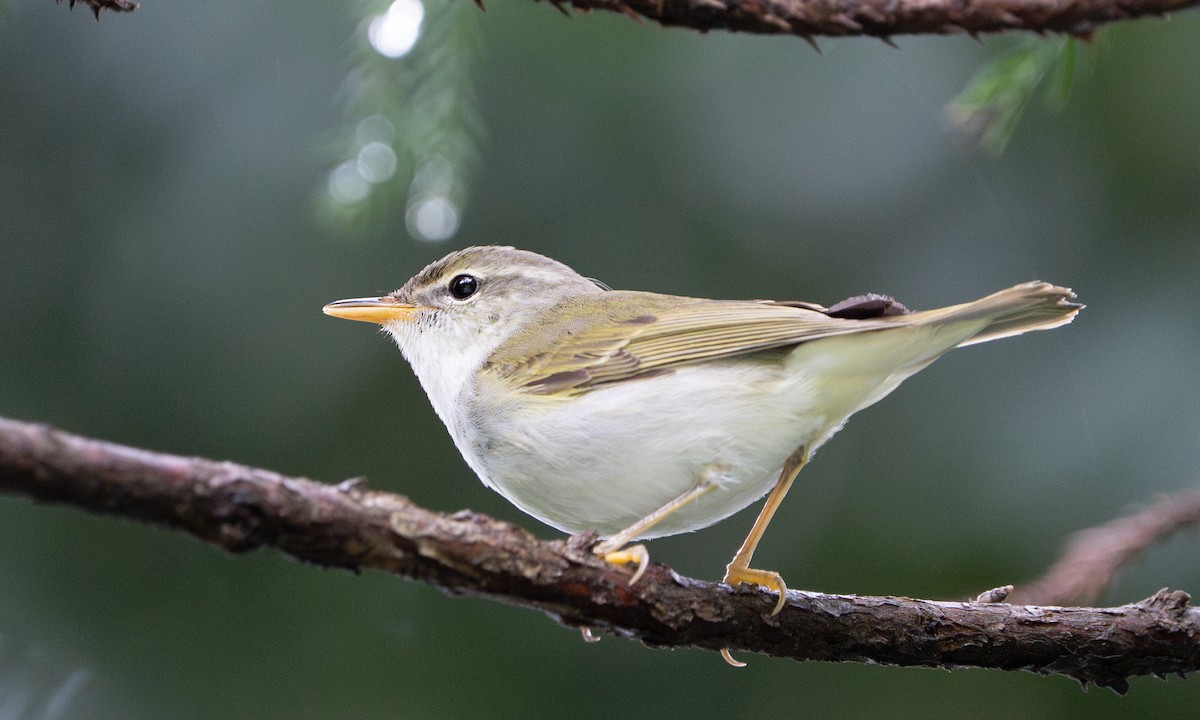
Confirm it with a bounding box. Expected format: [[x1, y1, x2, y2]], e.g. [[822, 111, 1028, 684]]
[[486, 283, 1080, 396]]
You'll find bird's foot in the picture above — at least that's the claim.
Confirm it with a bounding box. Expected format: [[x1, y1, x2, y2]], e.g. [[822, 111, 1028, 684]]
[[720, 648, 747, 667], [723, 564, 789, 616], [720, 564, 789, 667], [596, 543, 650, 585]]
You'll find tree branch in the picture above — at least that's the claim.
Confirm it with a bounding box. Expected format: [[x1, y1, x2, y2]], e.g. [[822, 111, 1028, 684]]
[[543, 0, 1199, 39], [1, 415, 1197, 693], [57, 0, 138, 20], [52, 0, 1200, 36], [1013, 485, 1200, 606]]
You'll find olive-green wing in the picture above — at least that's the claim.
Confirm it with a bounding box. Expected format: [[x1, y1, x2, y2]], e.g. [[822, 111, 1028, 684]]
[[484, 291, 898, 395], [484, 282, 1079, 396]]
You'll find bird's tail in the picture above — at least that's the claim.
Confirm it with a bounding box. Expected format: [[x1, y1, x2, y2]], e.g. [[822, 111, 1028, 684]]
[[906, 281, 1083, 348]]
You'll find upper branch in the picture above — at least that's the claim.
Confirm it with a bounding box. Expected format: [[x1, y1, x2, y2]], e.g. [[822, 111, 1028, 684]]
[[1, 416, 1197, 693], [57, 0, 138, 20], [543, 0, 1200, 38], [53, 0, 1200, 35]]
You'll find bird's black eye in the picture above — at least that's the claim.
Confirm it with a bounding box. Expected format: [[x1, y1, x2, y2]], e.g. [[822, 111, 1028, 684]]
[[448, 274, 479, 300]]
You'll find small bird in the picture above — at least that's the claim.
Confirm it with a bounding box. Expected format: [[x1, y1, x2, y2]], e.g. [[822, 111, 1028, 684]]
[[324, 246, 1081, 619]]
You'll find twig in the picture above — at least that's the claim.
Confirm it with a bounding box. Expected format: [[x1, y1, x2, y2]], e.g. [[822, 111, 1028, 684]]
[[0, 416, 1197, 693], [1013, 486, 1200, 606], [57, 0, 138, 20], [536, 0, 1200, 39]]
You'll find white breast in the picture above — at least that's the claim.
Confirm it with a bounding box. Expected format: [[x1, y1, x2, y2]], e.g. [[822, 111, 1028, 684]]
[[384, 312, 503, 450], [464, 359, 827, 538]]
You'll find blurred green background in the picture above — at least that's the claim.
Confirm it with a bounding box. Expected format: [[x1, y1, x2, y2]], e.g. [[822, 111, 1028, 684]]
[[3, 2, 1199, 718]]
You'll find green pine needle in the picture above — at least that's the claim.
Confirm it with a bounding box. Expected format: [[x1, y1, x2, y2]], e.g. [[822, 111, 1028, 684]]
[[947, 37, 1086, 155]]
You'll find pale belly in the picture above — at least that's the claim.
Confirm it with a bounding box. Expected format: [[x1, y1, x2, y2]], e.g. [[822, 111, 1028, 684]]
[[458, 360, 830, 538]]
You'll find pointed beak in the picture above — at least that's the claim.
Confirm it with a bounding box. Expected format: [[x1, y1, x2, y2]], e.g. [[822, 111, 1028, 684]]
[[322, 297, 419, 325]]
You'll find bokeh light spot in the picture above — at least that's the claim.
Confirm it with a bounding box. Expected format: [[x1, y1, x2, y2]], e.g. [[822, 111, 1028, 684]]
[[356, 115, 396, 146], [406, 195, 459, 242], [368, 0, 425, 59], [328, 161, 371, 205], [357, 142, 398, 184]]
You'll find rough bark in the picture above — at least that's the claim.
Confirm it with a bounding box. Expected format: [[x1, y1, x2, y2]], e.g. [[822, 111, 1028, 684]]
[[58, 0, 137, 20], [1, 416, 1197, 693], [542, 0, 1200, 39], [57, 0, 1200, 37]]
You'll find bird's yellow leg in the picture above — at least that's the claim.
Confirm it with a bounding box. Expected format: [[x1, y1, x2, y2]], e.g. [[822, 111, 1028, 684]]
[[593, 476, 717, 584], [723, 447, 808, 617]]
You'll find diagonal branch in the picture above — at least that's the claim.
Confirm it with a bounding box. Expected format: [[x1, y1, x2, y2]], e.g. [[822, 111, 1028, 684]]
[[0, 415, 1197, 694], [1013, 485, 1200, 606], [541, 0, 1200, 39]]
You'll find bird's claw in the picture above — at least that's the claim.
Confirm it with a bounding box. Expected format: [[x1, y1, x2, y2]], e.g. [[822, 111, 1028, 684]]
[[599, 544, 650, 585], [724, 564, 789, 616]]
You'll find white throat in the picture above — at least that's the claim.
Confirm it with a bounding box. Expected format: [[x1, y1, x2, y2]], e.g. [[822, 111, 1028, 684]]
[[384, 311, 510, 437]]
